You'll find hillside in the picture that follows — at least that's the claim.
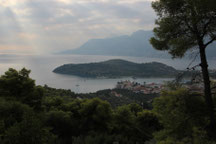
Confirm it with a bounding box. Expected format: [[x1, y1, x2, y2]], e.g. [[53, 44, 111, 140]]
[[59, 30, 216, 59], [60, 30, 169, 58], [53, 59, 178, 78]]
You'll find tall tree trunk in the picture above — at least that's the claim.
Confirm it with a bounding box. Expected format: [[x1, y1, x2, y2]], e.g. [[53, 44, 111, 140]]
[[199, 45, 216, 132]]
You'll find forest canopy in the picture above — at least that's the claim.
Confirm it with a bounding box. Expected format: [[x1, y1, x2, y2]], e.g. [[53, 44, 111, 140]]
[[0, 68, 215, 143]]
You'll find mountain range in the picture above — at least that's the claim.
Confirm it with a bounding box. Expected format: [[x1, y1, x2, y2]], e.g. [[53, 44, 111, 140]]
[[59, 30, 216, 59]]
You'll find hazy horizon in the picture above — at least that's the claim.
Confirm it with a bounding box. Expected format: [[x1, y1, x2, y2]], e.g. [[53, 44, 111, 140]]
[[0, 0, 156, 55]]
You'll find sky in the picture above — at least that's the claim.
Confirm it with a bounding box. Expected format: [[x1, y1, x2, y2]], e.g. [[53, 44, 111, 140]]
[[0, 0, 156, 54]]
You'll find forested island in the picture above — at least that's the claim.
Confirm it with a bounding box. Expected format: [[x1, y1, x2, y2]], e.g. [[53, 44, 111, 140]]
[[53, 59, 178, 78]]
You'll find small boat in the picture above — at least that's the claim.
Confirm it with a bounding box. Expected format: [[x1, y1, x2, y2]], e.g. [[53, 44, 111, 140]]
[[132, 76, 137, 80]]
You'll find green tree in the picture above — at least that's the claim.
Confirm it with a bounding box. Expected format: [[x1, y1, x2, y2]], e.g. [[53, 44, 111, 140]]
[[150, 0, 216, 131], [42, 96, 64, 111], [0, 68, 44, 110], [136, 110, 161, 141], [0, 99, 31, 139], [128, 103, 143, 116], [79, 98, 113, 134], [3, 112, 56, 144], [113, 104, 160, 143], [153, 88, 210, 143], [46, 110, 73, 143], [0, 98, 55, 144], [113, 105, 135, 138]]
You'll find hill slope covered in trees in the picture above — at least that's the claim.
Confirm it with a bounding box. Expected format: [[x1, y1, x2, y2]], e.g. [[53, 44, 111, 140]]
[[53, 59, 178, 78], [0, 68, 216, 143]]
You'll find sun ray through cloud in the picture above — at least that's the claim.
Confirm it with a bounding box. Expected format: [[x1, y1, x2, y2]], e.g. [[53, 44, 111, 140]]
[[0, 0, 156, 54]]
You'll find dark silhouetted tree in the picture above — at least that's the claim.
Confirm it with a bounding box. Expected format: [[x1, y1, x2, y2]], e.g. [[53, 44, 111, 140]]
[[0, 68, 44, 110], [150, 0, 216, 132]]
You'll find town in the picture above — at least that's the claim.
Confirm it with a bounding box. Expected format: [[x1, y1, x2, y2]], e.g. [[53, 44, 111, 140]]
[[115, 80, 164, 94], [115, 80, 207, 94]]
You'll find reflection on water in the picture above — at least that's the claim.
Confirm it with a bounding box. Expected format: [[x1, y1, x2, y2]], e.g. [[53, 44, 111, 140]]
[[0, 54, 215, 93]]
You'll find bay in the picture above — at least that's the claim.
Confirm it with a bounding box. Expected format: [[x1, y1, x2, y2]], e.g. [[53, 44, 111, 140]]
[[0, 54, 215, 93]]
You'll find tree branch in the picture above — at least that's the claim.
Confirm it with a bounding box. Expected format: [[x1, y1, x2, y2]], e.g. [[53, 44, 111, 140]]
[[204, 37, 216, 47], [201, 18, 213, 38]]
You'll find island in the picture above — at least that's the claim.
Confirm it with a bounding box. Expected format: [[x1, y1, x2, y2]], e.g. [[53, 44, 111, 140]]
[[53, 59, 178, 78]]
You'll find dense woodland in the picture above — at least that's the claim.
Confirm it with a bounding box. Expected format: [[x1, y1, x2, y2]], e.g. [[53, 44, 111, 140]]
[[53, 59, 178, 78], [53, 59, 216, 79], [0, 68, 216, 144]]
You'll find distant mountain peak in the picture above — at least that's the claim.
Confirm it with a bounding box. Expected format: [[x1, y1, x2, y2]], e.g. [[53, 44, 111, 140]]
[[131, 30, 148, 35], [58, 30, 216, 59], [59, 30, 169, 58]]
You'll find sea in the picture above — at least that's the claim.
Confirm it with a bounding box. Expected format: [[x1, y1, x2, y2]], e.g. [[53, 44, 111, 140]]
[[0, 54, 215, 93]]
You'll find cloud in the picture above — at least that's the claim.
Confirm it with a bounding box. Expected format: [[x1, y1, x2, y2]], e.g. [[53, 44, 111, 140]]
[[0, 44, 33, 54], [18, 33, 37, 40], [0, 0, 156, 54]]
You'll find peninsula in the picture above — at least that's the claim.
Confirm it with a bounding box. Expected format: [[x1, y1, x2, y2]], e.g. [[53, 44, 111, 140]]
[[53, 59, 178, 78]]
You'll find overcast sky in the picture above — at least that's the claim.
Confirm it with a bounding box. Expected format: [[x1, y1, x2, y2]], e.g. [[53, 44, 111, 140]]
[[0, 0, 156, 54]]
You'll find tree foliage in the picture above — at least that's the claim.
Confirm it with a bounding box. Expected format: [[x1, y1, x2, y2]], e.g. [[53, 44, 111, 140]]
[[0, 68, 161, 144], [2, 68, 216, 143], [150, 0, 216, 135], [0, 68, 44, 110], [150, 0, 216, 58], [153, 88, 214, 143]]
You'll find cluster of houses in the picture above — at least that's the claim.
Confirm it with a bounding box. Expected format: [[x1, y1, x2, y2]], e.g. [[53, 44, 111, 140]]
[[115, 80, 207, 94], [116, 80, 164, 94]]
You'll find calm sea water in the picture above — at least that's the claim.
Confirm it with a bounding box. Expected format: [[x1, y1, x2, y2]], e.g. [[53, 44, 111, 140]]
[[0, 54, 215, 93]]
